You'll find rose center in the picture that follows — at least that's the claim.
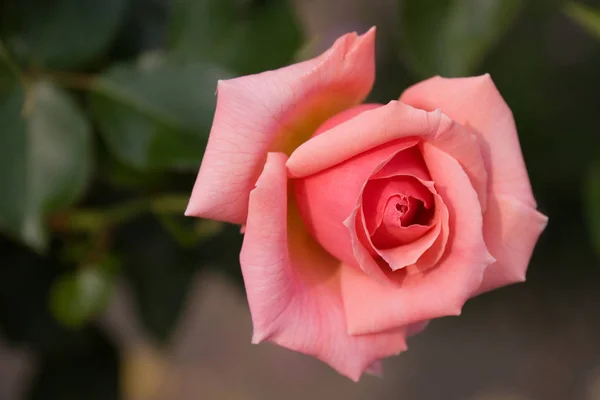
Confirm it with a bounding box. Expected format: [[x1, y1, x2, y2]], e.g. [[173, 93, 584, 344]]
[[394, 202, 407, 213], [385, 194, 428, 228]]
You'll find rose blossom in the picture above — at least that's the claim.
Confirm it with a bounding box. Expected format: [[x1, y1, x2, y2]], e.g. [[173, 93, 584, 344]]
[[185, 27, 548, 380]]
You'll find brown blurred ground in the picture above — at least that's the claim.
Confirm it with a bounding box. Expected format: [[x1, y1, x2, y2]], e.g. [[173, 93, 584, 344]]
[[92, 273, 600, 400], [2, 269, 600, 400]]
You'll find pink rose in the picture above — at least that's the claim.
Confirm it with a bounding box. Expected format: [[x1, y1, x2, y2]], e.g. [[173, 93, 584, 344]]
[[186, 28, 547, 380]]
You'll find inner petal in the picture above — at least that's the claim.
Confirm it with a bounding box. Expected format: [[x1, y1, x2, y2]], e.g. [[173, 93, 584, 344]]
[[371, 145, 431, 181], [372, 195, 433, 248], [363, 176, 434, 235], [385, 195, 427, 227]]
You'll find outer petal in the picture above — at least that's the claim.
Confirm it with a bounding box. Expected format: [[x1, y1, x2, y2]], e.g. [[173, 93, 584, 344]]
[[240, 152, 407, 381], [475, 195, 548, 294], [365, 361, 383, 378], [186, 28, 376, 224], [399, 74, 535, 207], [287, 101, 488, 210], [366, 318, 431, 378], [340, 144, 494, 335], [400, 75, 548, 293]]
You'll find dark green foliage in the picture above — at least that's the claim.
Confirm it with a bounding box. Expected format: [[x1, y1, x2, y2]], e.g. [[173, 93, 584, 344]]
[[170, 0, 303, 75], [400, 0, 521, 77], [0, 0, 301, 397]]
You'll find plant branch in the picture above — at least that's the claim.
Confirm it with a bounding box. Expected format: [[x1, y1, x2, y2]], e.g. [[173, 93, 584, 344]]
[[34, 70, 97, 90], [52, 194, 191, 233]]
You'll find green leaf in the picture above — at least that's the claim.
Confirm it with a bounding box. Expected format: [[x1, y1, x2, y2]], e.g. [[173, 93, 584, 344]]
[[97, 146, 169, 189], [1, 0, 127, 69], [116, 216, 199, 343], [0, 56, 29, 242], [29, 83, 94, 212], [170, 0, 303, 75], [586, 161, 600, 256], [401, 0, 521, 77], [564, 2, 600, 41], [111, 0, 169, 59], [91, 54, 230, 170], [0, 58, 93, 249], [49, 265, 116, 328]]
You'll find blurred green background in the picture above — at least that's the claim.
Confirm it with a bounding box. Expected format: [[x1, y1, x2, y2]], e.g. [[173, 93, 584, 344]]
[[0, 0, 599, 399]]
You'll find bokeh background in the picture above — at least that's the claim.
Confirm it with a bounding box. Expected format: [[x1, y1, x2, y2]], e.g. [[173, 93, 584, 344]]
[[0, 0, 599, 399]]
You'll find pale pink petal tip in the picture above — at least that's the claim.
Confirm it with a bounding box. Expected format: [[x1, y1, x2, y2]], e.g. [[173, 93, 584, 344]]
[[187, 27, 378, 225]]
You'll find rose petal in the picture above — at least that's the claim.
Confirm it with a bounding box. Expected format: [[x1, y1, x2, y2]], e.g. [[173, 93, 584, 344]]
[[373, 192, 446, 271], [363, 175, 434, 234], [341, 143, 494, 335], [406, 194, 450, 275], [294, 138, 418, 281], [400, 74, 535, 208], [346, 173, 446, 275], [475, 194, 548, 294], [370, 145, 431, 181], [287, 101, 488, 210], [313, 103, 383, 137], [371, 215, 432, 249], [400, 75, 548, 293], [376, 222, 439, 270], [344, 203, 393, 283], [406, 320, 430, 336], [241, 152, 408, 381], [186, 28, 376, 224], [288, 101, 433, 178], [365, 361, 383, 378]]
